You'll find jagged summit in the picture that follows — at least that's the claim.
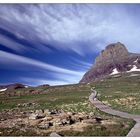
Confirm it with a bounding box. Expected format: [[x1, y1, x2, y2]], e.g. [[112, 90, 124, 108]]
[[95, 42, 129, 65], [80, 42, 140, 83]]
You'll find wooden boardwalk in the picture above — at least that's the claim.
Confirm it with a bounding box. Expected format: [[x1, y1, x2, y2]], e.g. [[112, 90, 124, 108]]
[[89, 90, 140, 137]]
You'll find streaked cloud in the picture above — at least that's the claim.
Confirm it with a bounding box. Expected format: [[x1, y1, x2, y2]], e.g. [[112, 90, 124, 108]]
[[0, 4, 140, 85], [0, 4, 140, 55], [0, 50, 84, 76]]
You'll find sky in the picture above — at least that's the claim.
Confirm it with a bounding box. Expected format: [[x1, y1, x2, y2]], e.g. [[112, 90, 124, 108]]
[[0, 4, 140, 86]]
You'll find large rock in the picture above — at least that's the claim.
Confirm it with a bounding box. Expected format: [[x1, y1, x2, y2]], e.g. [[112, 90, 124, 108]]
[[38, 123, 50, 129], [28, 119, 43, 126], [60, 113, 69, 119], [80, 42, 140, 83], [44, 116, 53, 121], [82, 119, 96, 124], [50, 132, 61, 137], [29, 114, 38, 120], [29, 112, 45, 120]]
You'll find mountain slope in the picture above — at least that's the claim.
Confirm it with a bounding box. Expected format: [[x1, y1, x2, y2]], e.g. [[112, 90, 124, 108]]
[[80, 42, 140, 83], [0, 83, 28, 91]]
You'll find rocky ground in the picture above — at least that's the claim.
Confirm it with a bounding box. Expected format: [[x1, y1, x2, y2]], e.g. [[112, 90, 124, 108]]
[[0, 107, 131, 136]]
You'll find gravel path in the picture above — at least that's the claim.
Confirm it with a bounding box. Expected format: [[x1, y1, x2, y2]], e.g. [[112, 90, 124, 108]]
[[89, 90, 140, 137]]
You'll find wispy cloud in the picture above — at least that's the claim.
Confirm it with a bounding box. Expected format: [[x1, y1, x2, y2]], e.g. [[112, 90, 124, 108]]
[[0, 50, 85, 76], [18, 74, 81, 86], [19, 76, 80, 86], [0, 34, 27, 53], [0, 4, 140, 55], [1, 4, 140, 85]]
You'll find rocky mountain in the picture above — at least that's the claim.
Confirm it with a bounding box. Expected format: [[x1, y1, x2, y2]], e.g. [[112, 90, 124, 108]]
[[80, 42, 140, 83], [0, 83, 28, 91]]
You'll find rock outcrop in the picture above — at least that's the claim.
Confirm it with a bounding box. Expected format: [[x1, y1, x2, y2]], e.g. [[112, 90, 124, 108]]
[[0, 83, 27, 90], [80, 42, 140, 83]]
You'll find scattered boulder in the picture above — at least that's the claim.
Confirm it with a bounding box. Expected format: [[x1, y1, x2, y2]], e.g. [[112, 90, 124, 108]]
[[17, 102, 37, 108], [38, 123, 50, 129], [35, 109, 44, 114], [50, 132, 61, 137], [67, 112, 73, 116], [53, 118, 62, 127], [36, 113, 46, 119], [29, 114, 38, 120], [89, 112, 94, 117], [44, 116, 53, 121], [60, 113, 69, 119], [82, 119, 96, 124], [44, 109, 51, 114], [95, 117, 103, 123], [101, 120, 118, 125], [35, 110, 46, 119], [29, 112, 45, 120], [69, 118, 75, 125], [61, 119, 69, 125], [28, 119, 43, 126]]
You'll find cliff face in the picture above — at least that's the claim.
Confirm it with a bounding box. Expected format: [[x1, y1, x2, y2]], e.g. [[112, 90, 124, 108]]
[[80, 42, 140, 83]]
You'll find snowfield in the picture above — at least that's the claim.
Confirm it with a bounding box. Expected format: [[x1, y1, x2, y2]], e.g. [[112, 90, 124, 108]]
[[134, 58, 139, 63], [0, 88, 7, 92], [127, 65, 140, 72], [110, 68, 119, 75]]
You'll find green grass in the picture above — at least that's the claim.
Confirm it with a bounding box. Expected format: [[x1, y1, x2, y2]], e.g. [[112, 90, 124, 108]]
[[0, 90, 90, 111], [0, 79, 138, 136], [90, 72, 140, 115], [59, 120, 135, 137]]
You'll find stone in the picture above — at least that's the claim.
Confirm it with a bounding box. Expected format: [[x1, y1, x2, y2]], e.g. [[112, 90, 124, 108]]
[[38, 123, 50, 129], [44, 109, 52, 115], [60, 113, 69, 119], [44, 116, 53, 121], [79, 114, 89, 120], [101, 120, 118, 125], [29, 113, 38, 120], [61, 119, 69, 125], [69, 119, 75, 125], [28, 119, 43, 126], [82, 119, 96, 124], [50, 132, 61, 137], [36, 113, 46, 119], [89, 112, 94, 117], [67, 112, 73, 116], [51, 118, 62, 126], [95, 117, 103, 123], [35, 109, 44, 114], [29, 112, 45, 120], [54, 121, 62, 127]]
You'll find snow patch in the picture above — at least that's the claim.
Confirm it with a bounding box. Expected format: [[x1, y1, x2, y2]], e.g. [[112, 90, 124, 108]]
[[24, 86, 29, 88], [127, 65, 140, 72], [128, 74, 140, 77], [110, 68, 119, 75], [0, 88, 7, 92], [134, 58, 139, 63]]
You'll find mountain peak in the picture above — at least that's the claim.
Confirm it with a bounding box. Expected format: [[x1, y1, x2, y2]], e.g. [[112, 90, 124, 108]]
[[80, 42, 140, 83], [105, 42, 126, 50], [95, 42, 129, 66]]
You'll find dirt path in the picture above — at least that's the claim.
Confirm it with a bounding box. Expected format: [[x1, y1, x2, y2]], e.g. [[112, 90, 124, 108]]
[[89, 90, 140, 137]]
